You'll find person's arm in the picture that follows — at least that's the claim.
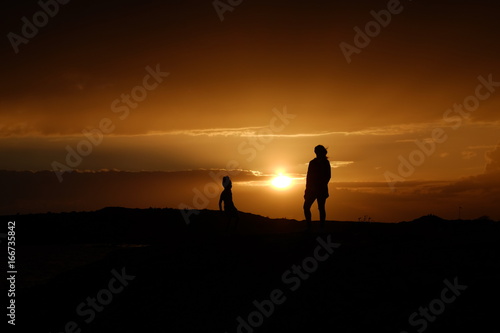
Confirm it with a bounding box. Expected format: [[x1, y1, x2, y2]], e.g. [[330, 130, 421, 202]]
[[326, 160, 331, 182], [319, 159, 331, 184], [306, 160, 312, 185], [219, 193, 223, 211]]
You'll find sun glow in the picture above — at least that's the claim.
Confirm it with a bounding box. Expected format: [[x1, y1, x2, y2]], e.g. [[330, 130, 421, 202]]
[[271, 174, 293, 189]]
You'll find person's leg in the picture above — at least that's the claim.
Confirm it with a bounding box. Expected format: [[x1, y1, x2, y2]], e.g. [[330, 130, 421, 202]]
[[303, 196, 315, 230], [317, 197, 327, 228]]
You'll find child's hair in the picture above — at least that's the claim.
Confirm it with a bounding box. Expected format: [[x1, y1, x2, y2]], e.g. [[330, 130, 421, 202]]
[[222, 176, 232, 188], [314, 145, 328, 158]]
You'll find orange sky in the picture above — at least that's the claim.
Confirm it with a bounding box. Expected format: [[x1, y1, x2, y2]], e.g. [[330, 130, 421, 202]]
[[1, 0, 500, 221]]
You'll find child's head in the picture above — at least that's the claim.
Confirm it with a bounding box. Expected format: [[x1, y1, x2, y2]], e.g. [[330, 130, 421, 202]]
[[314, 145, 328, 158], [222, 176, 232, 189]]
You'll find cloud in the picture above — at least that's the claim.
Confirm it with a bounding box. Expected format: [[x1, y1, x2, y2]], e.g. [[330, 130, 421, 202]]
[[438, 171, 500, 196], [0, 169, 267, 215], [0, 122, 41, 137], [153, 128, 345, 138], [142, 121, 500, 139], [2, 169, 498, 221], [331, 161, 354, 168], [485, 143, 500, 174], [466, 145, 497, 150], [461, 151, 477, 160], [151, 123, 446, 139], [2, 113, 499, 140], [158, 127, 265, 137]]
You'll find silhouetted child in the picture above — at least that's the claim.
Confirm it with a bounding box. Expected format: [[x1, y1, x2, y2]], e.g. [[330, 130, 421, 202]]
[[304, 145, 331, 231], [219, 176, 239, 231]]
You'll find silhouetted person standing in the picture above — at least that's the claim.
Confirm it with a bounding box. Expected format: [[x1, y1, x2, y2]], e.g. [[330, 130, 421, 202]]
[[304, 145, 331, 230], [219, 176, 239, 231]]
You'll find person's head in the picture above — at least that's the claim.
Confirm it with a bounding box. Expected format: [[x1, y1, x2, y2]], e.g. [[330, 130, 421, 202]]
[[314, 145, 328, 158], [222, 176, 232, 189]]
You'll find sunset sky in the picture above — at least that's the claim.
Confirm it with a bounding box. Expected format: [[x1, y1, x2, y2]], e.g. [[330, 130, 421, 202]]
[[1, 0, 500, 221]]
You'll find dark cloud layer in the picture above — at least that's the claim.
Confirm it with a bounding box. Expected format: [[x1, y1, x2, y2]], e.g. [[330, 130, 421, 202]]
[[485, 143, 500, 174], [2, 169, 499, 221]]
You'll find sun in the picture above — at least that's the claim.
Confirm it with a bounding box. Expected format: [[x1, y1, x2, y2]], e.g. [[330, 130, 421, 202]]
[[271, 174, 292, 189]]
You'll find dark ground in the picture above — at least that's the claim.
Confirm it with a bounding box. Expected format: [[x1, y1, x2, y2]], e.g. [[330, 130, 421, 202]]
[[4, 208, 500, 332]]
